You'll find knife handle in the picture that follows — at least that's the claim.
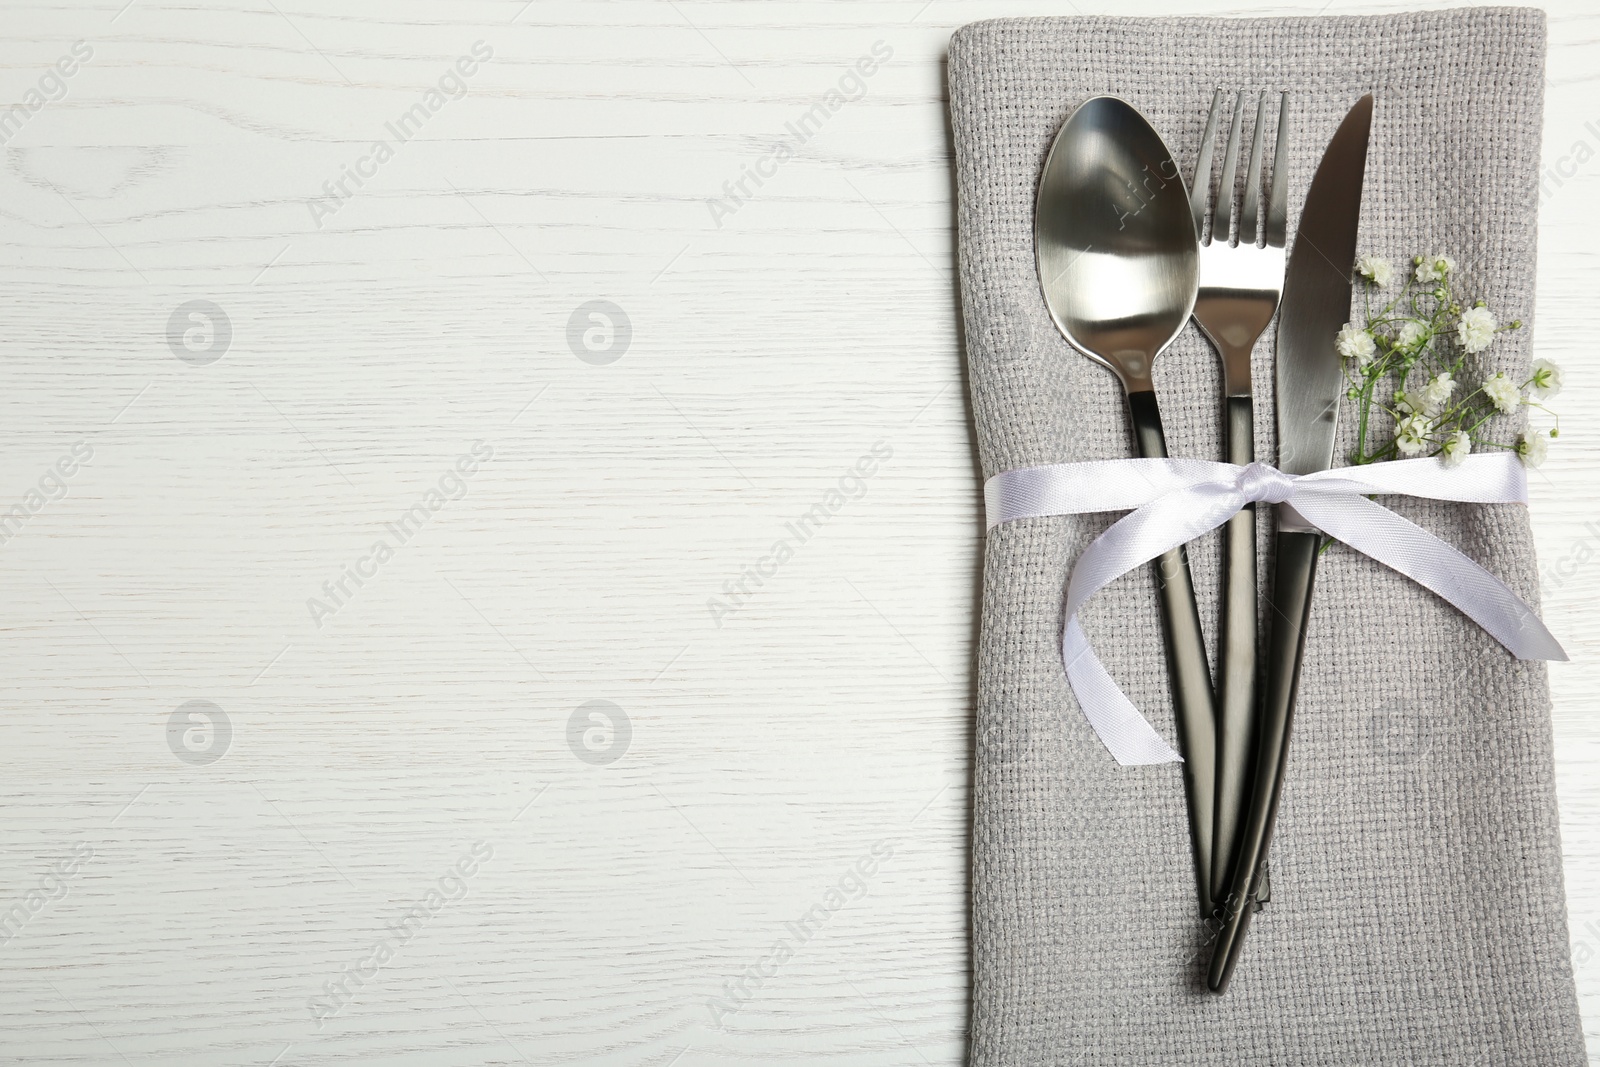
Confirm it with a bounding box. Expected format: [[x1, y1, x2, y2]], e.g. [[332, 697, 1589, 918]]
[[1213, 395, 1258, 903], [1126, 389, 1217, 919], [1207, 524, 1321, 993]]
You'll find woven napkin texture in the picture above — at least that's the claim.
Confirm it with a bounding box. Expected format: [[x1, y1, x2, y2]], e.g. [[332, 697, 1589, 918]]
[[949, 8, 1585, 1065]]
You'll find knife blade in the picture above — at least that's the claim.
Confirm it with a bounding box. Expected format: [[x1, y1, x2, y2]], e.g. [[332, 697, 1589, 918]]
[[1207, 93, 1374, 993]]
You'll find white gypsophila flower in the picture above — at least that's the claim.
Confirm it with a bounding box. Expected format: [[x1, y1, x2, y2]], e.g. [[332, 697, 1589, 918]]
[[1417, 372, 1456, 414], [1395, 414, 1432, 456], [1335, 323, 1376, 366], [1415, 253, 1457, 283], [1394, 390, 1418, 416], [1457, 305, 1497, 354], [1396, 319, 1429, 351], [1529, 358, 1563, 400], [1482, 371, 1521, 413], [1441, 429, 1471, 468], [1518, 431, 1549, 468], [1357, 255, 1395, 287]]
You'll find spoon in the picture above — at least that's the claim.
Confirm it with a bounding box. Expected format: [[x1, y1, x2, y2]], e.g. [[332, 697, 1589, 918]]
[[1035, 95, 1217, 917]]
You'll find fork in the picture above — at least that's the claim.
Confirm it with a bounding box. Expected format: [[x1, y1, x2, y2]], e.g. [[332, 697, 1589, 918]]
[[1189, 89, 1289, 907]]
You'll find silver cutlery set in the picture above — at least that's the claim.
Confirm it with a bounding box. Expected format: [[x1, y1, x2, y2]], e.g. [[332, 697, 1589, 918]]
[[1035, 90, 1374, 990]]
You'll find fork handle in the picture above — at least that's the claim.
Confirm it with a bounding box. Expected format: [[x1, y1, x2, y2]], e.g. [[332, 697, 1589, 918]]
[[1213, 395, 1258, 902], [1126, 389, 1217, 919]]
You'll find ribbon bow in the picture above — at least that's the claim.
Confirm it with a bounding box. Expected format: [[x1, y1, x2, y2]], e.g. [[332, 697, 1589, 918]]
[[984, 453, 1565, 766]]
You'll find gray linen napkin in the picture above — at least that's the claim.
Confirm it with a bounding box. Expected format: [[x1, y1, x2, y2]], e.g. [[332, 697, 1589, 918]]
[[950, 9, 1586, 1065]]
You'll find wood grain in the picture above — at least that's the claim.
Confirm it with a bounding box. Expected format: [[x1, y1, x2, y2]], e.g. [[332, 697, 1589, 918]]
[[0, 1, 1593, 1064]]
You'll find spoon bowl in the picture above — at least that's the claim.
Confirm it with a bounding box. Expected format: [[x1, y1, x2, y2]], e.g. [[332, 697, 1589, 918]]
[[1036, 96, 1199, 391]]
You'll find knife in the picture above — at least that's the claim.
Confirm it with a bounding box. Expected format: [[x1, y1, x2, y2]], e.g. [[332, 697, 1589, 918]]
[[1207, 93, 1374, 993]]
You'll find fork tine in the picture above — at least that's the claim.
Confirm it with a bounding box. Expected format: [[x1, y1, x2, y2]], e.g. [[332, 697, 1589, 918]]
[[1191, 90, 1223, 244], [1216, 92, 1245, 245], [1240, 91, 1269, 245], [1265, 92, 1289, 249]]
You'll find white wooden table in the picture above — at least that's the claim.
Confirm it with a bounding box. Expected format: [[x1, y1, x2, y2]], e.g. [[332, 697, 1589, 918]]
[[0, 1, 1594, 1063]]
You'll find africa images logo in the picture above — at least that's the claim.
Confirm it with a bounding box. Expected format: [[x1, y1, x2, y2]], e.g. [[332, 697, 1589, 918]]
[[707, 440, 892, 627], [705, 840, 895, 1028], [705, 40, 893, 229], [308, 841, 492, 1028], [307, 441, 493, 629], [308, 41, 494, 229]]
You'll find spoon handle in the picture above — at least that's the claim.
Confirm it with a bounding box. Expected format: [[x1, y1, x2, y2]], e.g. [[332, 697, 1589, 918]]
[[1126, 388, 1218, 919]]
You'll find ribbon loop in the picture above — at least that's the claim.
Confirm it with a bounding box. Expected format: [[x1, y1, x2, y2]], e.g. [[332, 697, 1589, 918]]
[[984, 453, 1565, 766]]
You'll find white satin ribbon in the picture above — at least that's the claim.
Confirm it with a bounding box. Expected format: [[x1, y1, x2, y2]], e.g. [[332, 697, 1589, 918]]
[[984, 453, 1566, 766]]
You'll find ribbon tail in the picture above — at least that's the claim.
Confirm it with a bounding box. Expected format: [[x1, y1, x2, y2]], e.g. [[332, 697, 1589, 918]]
[[1062, 618, 1182, 765], [1056, 482, 1247, 763], [1055, 483, 1246, 762], [1296, 492, 1567, 662]]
